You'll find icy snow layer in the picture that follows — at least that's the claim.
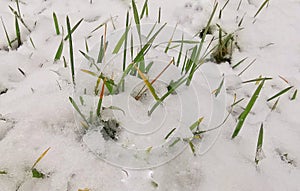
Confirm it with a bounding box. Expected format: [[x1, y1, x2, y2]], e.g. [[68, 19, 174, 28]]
[[0, 0, 300, 191]]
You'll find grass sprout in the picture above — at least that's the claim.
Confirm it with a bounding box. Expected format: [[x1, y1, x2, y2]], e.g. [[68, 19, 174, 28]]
[[290, 89, 297, 100], [31, 147, 51, 179], [52, 12, 60, 35], [255, 123, 264, 165]]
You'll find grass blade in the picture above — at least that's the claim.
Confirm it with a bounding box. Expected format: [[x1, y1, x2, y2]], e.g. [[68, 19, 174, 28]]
[[9, 6, 31, 33], [189, 117, 204, 131], [267, 86, 293, 102], [69, 97, 89, 125], [254, 0, 270, 18], [66, 16, 75, 85], [158, 7, 161, 23], [1, 17, 12, 49], [53, 12, 60, 35], [140, 0, 149, 19], [291, 89, 297, 100], [148, 76, 187, 116], [232, 79, 265, 139], [135, 58, 174, 100], [232, 57, 247, 69], [212, 75, 224, 97], [186, 2, 218, 86], [54, 40, 64, 61], [15, 15, 21, 47], [135, 65, 160, 101], [97, 79, 106, 117], [242, 77, 272, 84], [255, 123, 264, 164], [131, 0, 141, 43], [29, 37, 36, 49], [64, 18, 83, 41], [164, 128, 176, 140], [31, 147, 51, 169]]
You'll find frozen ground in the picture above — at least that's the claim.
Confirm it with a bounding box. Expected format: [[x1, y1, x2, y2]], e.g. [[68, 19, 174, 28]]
[[0, 0, 300, 190]]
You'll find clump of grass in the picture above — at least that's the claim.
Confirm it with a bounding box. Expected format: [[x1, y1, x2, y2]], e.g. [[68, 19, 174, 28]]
[[232, 79, 265, 139], [211, 26, 234, 64]]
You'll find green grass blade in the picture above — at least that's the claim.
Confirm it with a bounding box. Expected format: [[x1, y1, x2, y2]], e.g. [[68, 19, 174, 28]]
[[64, 18, 83, 41], [133, 23, 167, 63], [213, 75, 224, 97], [176, 34, 184, 67], [267, 86, 293, 102], [291, 89, 297, 100], [53, 12, 60, 35], [9, 6, 31, 33], [238, 59, 256, 76], [164, 128, 176, 140], [255, 123, 264, 164], [140, 0, 149, 19], [148, 76, 187, 116], [66, 16, 75, 85], [54, 40, 63, 61], [15, 0, 21, 18], [97, 35, 105, 63], [188, 141, 196, 155], [119, 11, 130, 74], [254, 0, 270, 18], [29, 37, 36, 49], [85, 38, 89, 52], [15, 15, 21, 47], [189, 117, 204, 131], [232, 57, 248, 69], [187, 2, 218, 86], [158, 7, 161, 23], [271, 97, 280, 111], [164, 24, 177, 53], [69, 97, 89, 125], [232, 79, 265, 139], [242, 77, 272, 84], [1, 17, 12, 49], [131, 0, 141, 43], [112, 23, 130, 54]]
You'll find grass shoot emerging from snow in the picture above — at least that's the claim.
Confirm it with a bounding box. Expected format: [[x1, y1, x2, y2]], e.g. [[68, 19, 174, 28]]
[[232, 79, 265, 139]]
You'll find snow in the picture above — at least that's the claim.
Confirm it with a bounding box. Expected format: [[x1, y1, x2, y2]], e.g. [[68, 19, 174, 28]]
[[0, 0, 300, 190]]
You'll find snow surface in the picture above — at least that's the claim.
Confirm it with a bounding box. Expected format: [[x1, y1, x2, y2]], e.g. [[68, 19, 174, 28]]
[[0, 0, 300, 190]]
